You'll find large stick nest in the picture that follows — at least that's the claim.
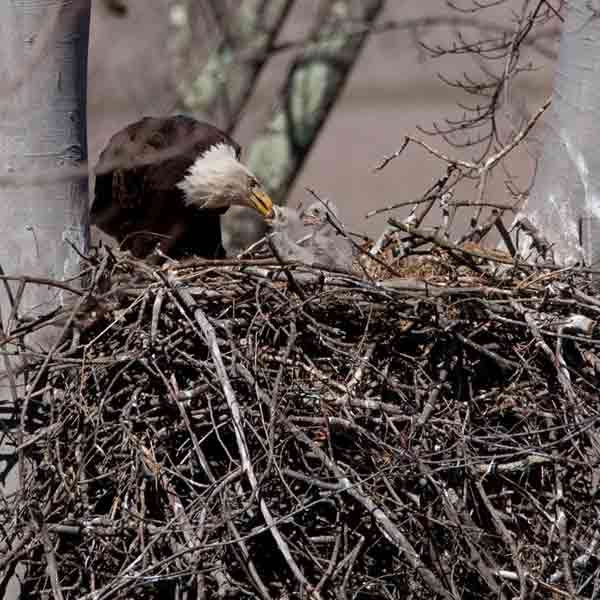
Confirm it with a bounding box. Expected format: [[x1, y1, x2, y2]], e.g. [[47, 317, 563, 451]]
[[2, 240, 600, 600]]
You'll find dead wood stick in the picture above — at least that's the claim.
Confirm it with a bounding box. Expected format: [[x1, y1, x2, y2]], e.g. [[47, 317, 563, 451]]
[[155, 279, 276, 600], [473, 479, 528, 598], [512, 302, 577, 594], [165, 276, 321, 599], [286, 421, 454, 599]]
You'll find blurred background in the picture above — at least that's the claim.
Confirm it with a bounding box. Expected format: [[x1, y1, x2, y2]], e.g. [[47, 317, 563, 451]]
[[89, 1, 560, 249]]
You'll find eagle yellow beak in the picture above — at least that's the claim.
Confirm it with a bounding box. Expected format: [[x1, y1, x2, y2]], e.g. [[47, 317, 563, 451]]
[[249, 186, 274, 219]]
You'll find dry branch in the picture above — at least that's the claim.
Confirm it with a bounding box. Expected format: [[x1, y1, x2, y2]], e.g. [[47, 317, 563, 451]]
[[1, 234, 600, 598]]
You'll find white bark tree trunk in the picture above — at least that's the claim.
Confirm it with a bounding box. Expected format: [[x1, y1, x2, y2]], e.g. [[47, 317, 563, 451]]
[[516, 3, 600, 267], [0, 2, 90, 597]]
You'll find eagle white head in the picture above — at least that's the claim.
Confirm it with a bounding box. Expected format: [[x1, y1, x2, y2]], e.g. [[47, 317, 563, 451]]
[[177, 143, 273, 217]]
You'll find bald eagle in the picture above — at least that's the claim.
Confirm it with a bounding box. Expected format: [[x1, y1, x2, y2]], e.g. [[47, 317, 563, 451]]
[[91, 115, 274, 260]]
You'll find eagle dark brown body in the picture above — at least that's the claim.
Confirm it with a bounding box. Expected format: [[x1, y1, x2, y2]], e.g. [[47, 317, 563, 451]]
[[91, 116, 242, 260]]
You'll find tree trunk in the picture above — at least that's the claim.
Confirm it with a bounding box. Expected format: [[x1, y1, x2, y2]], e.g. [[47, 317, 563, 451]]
[[0, 2, 90, 597], [223, 0, 386, 253], [172, 0, 295, 133], [515, 3, 600, 267]]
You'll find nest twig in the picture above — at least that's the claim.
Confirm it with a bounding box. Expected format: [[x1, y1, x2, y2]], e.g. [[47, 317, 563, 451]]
[[2, 240, 600, 599]]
